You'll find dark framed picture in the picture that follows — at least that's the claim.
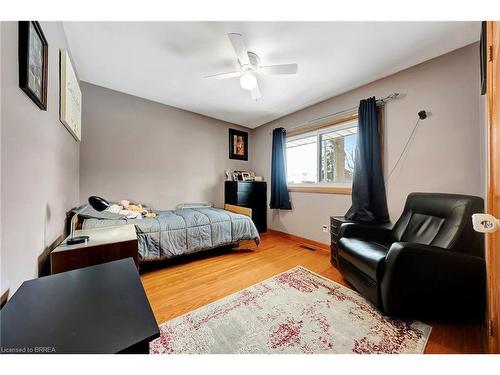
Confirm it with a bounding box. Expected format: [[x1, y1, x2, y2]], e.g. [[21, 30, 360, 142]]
[[18, 21, 48, 110], [229, 128, 248, 161], [480, 21, 487, 95]]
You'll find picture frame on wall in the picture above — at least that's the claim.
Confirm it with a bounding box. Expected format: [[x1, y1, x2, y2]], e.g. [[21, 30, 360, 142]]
[[480, 21, 487, 95], [18, 21, 48, 110], [59, 49, 82, 141], [229, 128, 248, 161]]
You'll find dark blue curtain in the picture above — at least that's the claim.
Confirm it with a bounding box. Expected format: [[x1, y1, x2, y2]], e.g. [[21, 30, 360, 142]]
[[346, 97, 389, 223], [270, 127, 292, 209]]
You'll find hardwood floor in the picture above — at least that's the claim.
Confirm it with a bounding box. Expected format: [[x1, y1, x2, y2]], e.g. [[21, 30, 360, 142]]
[[140, 232, 484, 354]]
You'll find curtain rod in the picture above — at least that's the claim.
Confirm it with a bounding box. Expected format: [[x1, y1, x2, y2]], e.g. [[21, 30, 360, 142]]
[[273, 93, 400, 134]]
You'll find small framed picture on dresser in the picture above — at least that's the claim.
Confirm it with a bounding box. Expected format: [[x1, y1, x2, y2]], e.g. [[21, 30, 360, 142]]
[[18, 21, 48, 110], [229, 128, 248, 161]]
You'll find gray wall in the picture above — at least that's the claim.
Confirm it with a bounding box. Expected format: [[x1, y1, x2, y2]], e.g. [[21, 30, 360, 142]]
[[79, 83, 251, 209], [251, 43, 484, 244], [0, 25, 484, 296], [1, 22, 80, 295]]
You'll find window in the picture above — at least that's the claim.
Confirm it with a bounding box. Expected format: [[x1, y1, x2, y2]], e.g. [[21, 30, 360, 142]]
[[286, 119, 358, 193]]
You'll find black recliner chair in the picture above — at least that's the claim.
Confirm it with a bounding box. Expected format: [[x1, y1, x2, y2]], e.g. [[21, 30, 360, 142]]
[[337, 192, 486, 321]]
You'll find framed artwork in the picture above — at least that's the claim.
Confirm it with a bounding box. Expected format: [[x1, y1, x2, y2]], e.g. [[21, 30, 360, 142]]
[[59, 49, 82, 141], [18, 21, 48, 110], [229, 128, 248, 161], [480, 21, 487, 95]]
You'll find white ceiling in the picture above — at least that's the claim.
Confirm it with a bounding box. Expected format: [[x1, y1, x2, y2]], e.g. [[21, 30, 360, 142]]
[[63, 22, 480, 128]]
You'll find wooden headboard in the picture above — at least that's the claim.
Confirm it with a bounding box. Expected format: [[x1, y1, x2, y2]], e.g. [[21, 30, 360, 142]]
[[224, 204, 252, 218]]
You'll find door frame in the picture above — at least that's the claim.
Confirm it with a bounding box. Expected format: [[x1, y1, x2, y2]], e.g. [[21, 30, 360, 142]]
[[485, 20, 500, 354]]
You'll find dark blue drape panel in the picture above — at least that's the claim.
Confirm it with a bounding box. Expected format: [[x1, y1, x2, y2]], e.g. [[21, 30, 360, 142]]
[[270, 127, 292, 210], [346, 97, 390, 223]]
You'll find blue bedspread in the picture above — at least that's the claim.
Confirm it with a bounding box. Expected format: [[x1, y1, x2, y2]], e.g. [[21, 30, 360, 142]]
[[82, 207, 260, 262]]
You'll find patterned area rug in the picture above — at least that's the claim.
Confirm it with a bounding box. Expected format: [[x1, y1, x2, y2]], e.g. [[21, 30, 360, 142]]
[[150, 266, 431, 354]]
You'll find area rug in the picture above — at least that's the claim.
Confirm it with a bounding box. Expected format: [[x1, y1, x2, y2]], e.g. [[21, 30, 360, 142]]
[[150, 266, 431, 354]]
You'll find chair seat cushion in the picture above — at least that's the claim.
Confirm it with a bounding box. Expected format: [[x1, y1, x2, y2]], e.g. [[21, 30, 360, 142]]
[[338, 238, 390, 280]]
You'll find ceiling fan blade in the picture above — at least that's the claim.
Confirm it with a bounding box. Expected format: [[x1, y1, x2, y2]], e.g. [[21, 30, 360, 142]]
[[260, 64, 298, 75], [228, 33, 250, 66], [250, 84, 261, 101], [204, 71, 241, 80]]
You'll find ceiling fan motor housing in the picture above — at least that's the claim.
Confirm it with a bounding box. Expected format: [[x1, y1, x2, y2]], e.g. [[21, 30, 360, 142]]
[[243, 51, 261, 71]]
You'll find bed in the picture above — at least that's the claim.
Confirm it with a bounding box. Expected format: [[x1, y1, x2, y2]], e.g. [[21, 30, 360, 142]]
[[80, 206, 260, 263]]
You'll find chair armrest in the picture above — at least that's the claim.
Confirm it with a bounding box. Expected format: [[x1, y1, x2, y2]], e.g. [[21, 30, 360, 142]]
[[381, 242, 486, 321], [338, 222, 393, 243]]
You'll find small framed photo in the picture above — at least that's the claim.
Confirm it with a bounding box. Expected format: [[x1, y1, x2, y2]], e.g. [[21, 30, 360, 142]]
[[241, 172, 253, 181], [229, 128, 248, 161], [232, 171, 243, 181], [18, 21, 48, 110]]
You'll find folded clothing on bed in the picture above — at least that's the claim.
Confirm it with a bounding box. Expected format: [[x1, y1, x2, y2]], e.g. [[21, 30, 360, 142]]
[[107, 204, 142, 219], [82, 207, 260, 262]]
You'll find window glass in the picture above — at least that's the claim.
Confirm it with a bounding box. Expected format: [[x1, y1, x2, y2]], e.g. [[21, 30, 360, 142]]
[[286, 121, 357, 186]]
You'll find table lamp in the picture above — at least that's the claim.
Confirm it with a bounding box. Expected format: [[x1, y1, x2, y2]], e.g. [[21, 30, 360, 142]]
[[67, 196, 109, 245]]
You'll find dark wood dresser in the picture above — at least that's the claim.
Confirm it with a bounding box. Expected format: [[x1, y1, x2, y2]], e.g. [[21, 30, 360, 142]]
[[225, 181, 267, 233], [330, 216, 350, 268]]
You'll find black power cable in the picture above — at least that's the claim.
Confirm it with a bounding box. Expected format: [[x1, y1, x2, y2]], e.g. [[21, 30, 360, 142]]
[[385, 110, 427, 183]]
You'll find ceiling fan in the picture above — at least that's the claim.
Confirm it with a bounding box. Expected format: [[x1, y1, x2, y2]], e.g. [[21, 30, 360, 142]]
[[204, 33, 298, 101]]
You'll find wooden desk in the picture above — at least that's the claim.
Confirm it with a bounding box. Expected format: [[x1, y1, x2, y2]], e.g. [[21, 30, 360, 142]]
[[0, 259, 159, 354], [51, 224, 138, 274]]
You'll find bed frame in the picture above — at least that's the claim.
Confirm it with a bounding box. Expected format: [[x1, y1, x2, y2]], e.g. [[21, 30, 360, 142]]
[[68, 204, 253, 235], [224, 204, 252, 218]]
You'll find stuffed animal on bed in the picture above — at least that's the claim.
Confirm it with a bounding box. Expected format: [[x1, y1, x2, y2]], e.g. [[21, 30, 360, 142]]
[[117, 200, 157, 218]]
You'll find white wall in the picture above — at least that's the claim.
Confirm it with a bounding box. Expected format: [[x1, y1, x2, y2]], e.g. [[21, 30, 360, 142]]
[[79, 83, 251, 209], [0, 22, 4, 298], [1, 22, 80, 295], [251, 43, 484, 244]]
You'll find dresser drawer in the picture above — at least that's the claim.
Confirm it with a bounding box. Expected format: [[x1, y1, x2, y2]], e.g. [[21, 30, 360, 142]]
[[330, 244, 338, 268], [330, 216, 349, 235], [331, 224, 341, 235], [236, 182, 254, 192], [236, 191, 252, 205], [329, 216, 351, 270]]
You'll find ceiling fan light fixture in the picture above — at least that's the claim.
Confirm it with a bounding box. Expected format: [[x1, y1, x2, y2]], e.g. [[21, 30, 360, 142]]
[[240, 72, 257, 90]]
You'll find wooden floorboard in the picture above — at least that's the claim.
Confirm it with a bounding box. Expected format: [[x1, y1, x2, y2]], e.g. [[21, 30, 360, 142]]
[[140, 232, 484, 354]]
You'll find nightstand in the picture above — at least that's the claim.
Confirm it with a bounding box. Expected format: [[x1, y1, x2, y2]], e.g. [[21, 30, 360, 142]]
[[330, 216, 350, 268], [51, 224, 139, 274]]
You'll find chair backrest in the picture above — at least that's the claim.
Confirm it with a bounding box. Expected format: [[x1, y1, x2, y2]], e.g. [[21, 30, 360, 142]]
[[391, 193, 484, 258]]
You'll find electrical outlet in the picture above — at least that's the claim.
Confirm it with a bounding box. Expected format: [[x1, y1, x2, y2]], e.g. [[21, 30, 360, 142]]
[[322, 225, 329, 233]]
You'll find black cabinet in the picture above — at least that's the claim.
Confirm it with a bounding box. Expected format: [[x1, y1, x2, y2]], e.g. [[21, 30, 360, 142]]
[[330, 216, 390, 268], [330, 216, 350, 268], [225, 181, 267, 233]]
